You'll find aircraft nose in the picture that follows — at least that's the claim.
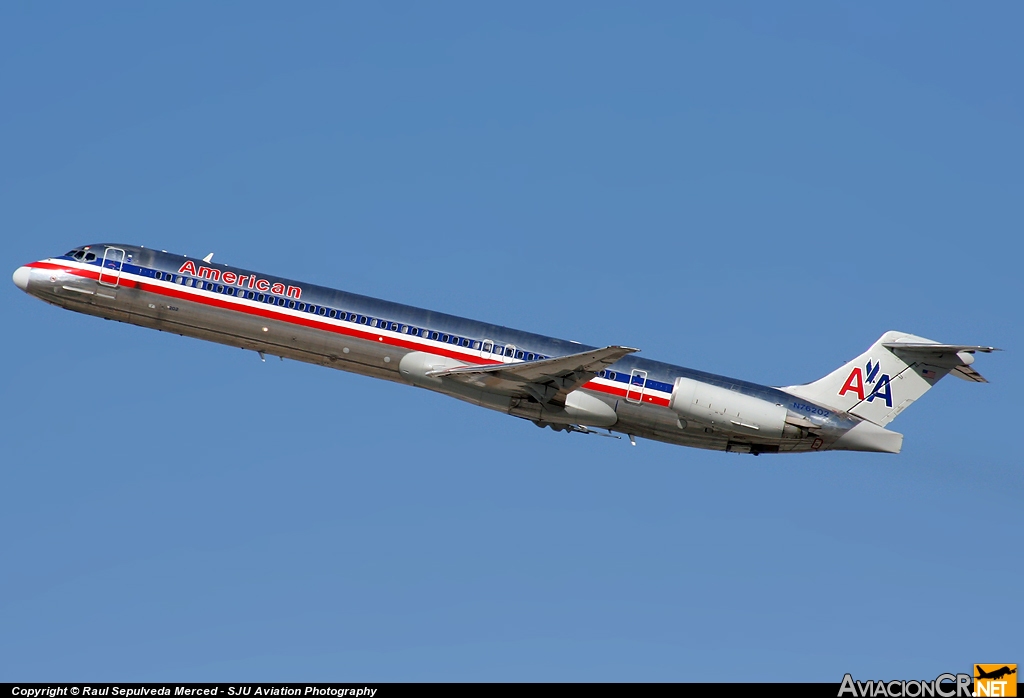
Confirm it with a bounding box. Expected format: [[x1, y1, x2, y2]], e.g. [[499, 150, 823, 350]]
[[12, 265, 32, 292]]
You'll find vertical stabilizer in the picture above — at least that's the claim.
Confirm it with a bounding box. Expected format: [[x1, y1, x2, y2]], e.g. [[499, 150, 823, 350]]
[[781, 331, 997, 426]]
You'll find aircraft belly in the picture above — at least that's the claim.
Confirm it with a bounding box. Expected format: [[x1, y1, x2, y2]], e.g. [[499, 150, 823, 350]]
[[37, 270, 135, 322], [104, 287, 404, 383]]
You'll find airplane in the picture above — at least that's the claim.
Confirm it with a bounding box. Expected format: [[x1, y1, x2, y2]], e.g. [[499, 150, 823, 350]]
[[976, 666, 1016, 681], [12, 244, 999, 455]]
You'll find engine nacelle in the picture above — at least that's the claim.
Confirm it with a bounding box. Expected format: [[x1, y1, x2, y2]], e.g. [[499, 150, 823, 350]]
[[398, 351, 466, 388], [670, 376, 799, 439]]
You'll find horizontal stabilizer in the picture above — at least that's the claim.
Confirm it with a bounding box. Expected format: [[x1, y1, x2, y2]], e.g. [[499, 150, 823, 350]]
[[429, 345, 638, 404], [951, 364, 988, 383], [882, 342, 1001, 383]]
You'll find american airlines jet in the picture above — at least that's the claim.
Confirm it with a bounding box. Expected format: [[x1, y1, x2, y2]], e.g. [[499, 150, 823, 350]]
[[13, 244, 998, 455]]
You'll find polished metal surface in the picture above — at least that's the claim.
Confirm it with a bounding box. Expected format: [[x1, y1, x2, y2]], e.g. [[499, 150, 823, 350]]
[[14, 243, 875, 455]]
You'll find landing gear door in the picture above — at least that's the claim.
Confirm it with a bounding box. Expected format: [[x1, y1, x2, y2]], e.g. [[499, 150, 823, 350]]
[[98, 247, 125, 287]]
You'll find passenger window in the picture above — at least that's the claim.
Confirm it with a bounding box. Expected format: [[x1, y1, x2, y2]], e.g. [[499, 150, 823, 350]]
[[186, 279, 193, 287], [318, 307, 326, 315], [278, 298, 286, 306], [473, 341, 481, 350], [609, 372, 616, 381], [505, 347, 514, 357], [483, 342, 492, 353], [516, 350, 525, 359], [360, 316, 368, 324], [288, 300, 296, 309], [328, 309, 336, 318], [195, 281, 204, 289], [526, 353, 534, 361], [297, 303, 306, 311]]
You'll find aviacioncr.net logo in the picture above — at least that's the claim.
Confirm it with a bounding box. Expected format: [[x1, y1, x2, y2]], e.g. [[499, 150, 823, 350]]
[[974, 665, 1017, 697], [838, 673, 972, 698]]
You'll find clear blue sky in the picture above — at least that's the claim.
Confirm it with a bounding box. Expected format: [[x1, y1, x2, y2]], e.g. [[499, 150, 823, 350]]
[[2, 2, 1020, 681]]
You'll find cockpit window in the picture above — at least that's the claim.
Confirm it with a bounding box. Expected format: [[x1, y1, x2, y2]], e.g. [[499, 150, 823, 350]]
[[73, 250, 86, 260], [84, 252, 96, 262]]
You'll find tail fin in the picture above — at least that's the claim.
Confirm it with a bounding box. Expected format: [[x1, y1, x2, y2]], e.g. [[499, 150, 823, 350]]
[[781, 331, 999, 426]]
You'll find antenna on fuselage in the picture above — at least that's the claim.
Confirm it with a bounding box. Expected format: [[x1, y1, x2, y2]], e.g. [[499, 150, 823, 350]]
[[202, 253, 214, 263]]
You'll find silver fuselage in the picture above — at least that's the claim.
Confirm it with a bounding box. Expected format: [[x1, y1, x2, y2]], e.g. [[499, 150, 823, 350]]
[[14, 244, 865, 455]]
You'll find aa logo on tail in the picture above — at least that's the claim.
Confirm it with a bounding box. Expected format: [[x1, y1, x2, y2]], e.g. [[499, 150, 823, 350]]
[[975, 664, 1017, 697], [839, 358, 893, 408]]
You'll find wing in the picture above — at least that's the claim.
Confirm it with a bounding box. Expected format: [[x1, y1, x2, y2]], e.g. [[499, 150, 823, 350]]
[[882, 342, 1001, 383], [428, 345, 639, 404]]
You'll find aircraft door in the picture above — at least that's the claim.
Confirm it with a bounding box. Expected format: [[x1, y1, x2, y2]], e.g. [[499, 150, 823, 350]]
[[98, 247, 125, 287], [626, 369, 648, 403]]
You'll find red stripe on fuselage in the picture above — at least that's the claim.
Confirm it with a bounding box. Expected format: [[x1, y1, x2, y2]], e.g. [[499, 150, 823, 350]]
[[30, 260, 673, 408]]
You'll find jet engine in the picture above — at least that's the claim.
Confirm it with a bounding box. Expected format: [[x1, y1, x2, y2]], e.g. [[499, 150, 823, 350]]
[[669, 376, 806, 439]]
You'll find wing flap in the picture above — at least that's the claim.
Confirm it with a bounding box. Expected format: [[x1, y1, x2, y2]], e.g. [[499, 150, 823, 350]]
[[428, 345, 639, 403]]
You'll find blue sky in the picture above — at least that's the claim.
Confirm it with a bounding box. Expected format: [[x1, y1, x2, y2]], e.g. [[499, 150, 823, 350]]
[[1, 2, 1020, 681]]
